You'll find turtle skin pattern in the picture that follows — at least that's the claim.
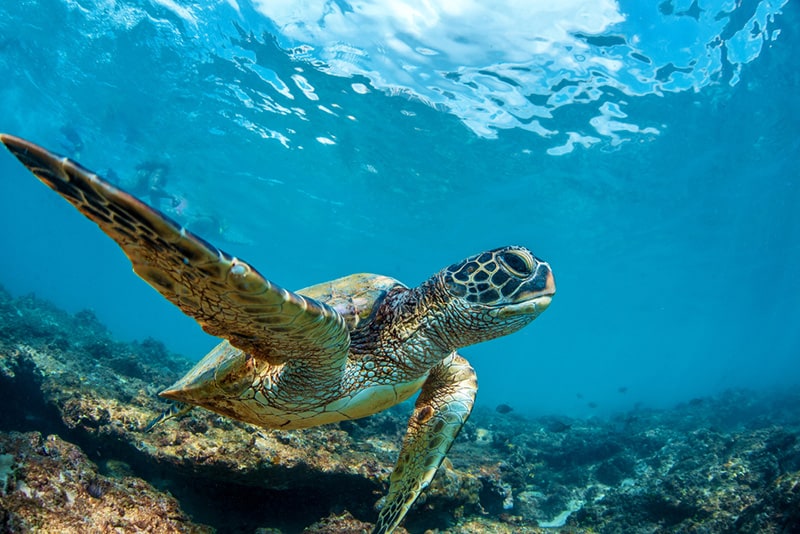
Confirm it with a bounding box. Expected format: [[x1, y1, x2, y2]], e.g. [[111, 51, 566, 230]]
[[0, 134, 349, 381], [374, 352, 477, 534], [2, 134, 555, 533]]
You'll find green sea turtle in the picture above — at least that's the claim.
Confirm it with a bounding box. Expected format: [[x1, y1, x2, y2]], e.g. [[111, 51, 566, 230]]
[[1, 134, 555, 533]]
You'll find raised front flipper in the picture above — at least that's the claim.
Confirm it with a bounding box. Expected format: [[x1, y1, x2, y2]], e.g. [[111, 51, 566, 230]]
[[373, 352, 477, 534], [0, 134, 349, 370]]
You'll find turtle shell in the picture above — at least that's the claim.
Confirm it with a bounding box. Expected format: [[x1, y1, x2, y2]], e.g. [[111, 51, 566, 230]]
[[298, 273, 405, 331]]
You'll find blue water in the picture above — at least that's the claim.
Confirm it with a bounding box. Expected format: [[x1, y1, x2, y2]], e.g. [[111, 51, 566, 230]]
[[0, 0, 797, 417]]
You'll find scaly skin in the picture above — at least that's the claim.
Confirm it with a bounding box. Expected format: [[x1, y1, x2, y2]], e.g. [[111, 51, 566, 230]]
[[1, 134, 555, 533], [374, 352, 477, 534]]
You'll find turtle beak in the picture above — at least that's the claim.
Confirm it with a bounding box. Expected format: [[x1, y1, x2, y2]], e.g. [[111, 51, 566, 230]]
[[534, 266, 556, 306], [498, 263, 555, 318]]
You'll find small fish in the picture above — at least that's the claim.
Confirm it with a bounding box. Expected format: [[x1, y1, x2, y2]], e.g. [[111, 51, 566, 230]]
[[144, 401, 194, 432], [618, 386, 628, 394], [587, 401, 598, 409], [546, 420, 572, 433], [495, 403, 514, 414]]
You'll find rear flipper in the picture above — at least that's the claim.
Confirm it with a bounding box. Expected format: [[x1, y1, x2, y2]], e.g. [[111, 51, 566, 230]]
[[372, 352, 477, 534], [144, 402, 195, 432]]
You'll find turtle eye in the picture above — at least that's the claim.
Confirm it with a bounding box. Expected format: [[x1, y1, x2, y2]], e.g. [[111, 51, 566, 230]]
[[498, 250, 533, 278]]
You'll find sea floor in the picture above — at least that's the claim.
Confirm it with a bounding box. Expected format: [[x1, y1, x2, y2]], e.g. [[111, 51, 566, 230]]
[[0, 285, 798, 533]]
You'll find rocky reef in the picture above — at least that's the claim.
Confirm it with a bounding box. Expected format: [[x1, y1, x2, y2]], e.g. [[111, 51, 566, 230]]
[[0, 285, 798, 533], [0, 431, 210, 533]]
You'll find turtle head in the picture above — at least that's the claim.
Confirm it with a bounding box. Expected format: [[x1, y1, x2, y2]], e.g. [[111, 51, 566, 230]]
[[433, 246, 555, 348]]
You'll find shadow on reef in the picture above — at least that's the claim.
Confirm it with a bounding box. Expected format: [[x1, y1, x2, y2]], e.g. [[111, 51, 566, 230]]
[[1, 284, 800, 533], [0, 354, 63, 437]]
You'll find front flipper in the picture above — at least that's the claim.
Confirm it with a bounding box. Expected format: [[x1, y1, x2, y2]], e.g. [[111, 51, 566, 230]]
[[0, 134, 349, 370], [373, 353, 477, 534]]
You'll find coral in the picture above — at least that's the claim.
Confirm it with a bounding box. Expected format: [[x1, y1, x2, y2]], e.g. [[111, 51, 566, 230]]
[[0, 286, 799, 533], [302, 511, 407, 534], [0, 431, 210, 533]]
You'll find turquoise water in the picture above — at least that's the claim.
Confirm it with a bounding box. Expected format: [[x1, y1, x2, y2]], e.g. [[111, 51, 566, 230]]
[[0, 0, 797, 417]]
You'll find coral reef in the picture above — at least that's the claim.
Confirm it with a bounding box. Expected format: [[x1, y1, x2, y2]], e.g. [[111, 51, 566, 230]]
[[0, 431, 210, 532], [0, 284, 798, 533]]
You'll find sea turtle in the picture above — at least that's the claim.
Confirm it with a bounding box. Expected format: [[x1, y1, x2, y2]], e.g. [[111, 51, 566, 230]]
[[1, 133, 555, 533]]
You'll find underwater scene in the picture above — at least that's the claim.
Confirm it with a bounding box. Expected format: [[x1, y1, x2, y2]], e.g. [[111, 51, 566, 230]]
[[1, 0, 799, 532]]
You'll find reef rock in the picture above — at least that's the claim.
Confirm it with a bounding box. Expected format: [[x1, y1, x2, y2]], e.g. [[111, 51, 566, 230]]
[[0, 430, 210, 533], [0, 287, 482, 531], [1, 286, 799, 533]]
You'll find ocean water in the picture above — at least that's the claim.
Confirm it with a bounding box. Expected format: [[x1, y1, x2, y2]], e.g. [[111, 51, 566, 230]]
[[0, 0, 797, 418]]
